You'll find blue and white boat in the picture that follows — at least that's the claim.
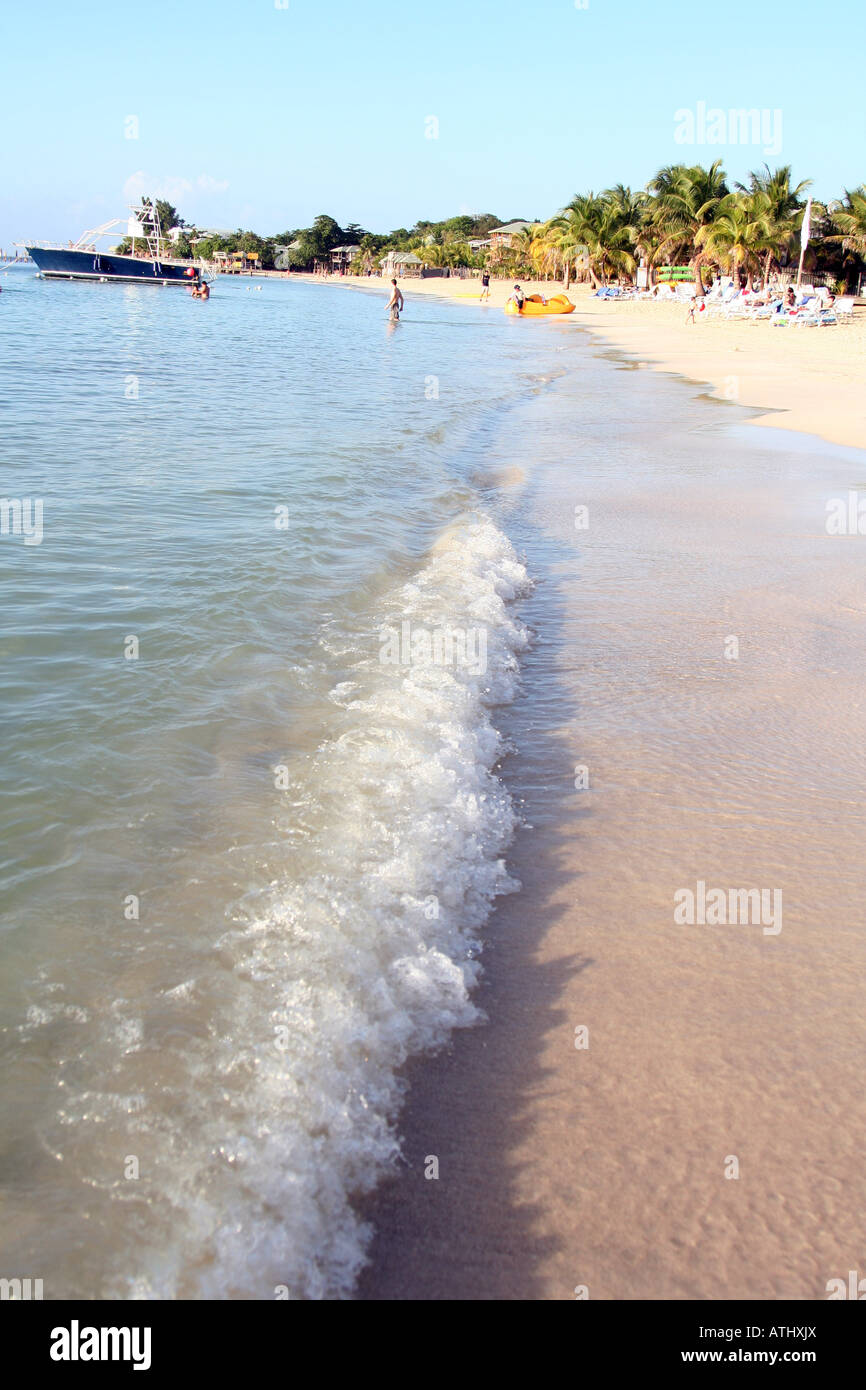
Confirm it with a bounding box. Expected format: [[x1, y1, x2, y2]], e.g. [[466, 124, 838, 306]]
[[22, 202, 213, 286]]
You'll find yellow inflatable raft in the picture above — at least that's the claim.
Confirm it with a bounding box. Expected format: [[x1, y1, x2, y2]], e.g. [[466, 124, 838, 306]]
[[504, 293, 575, 316]]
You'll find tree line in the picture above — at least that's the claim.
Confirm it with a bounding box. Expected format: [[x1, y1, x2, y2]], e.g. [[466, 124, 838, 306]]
[[121, 171, 866, 292], [515, 165, 865, 294]]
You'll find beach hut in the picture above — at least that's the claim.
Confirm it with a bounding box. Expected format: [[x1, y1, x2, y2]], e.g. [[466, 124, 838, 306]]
[[380, 251, 423, 278], [329, 244, 361, 271]]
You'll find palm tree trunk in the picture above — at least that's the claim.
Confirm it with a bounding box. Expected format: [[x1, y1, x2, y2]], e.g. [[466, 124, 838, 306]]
[[762, 250, 773, 293]]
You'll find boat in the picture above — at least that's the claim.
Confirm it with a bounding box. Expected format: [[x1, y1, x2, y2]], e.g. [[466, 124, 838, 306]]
[[20, 202, 213, 287], [504, 293, 575, 316]]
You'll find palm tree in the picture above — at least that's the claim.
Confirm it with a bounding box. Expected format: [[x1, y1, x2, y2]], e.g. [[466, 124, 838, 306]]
[[736, 165, 811, 288], [828, 186, 866, 259], [822, 187, 866, 291], [507, 223, 545, 278], [696, 191, 775, 288], [648, 161, 729, 294], [549, 194, 611, 287], [598, 185, 647, 284], [542, 210, 588, 287]]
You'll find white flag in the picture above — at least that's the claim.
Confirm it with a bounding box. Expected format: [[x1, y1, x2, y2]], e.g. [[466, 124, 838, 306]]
[[800, 197, 812, 251]]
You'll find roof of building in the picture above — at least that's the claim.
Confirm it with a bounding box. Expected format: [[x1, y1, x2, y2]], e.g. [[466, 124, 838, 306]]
[[490, 220, 532, 235], [382, 250, 422, 264], [330, 244, 361, 254]]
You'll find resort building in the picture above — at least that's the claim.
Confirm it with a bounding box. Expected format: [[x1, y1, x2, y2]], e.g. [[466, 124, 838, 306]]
[[329, 244, 360, 271], [488, 221, 531, 252], [379, 250, 423, 278]]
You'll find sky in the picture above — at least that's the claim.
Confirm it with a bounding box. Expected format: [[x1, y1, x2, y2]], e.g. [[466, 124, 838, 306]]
[[1, 0, 863, 248]]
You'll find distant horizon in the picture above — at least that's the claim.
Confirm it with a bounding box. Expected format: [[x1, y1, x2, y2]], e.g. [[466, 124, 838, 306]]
[[5, 158, 857, 251]]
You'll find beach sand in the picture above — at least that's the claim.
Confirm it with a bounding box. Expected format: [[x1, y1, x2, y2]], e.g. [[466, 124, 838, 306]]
[[292, 272, 865, 451], [334, 287, 866, 1301]]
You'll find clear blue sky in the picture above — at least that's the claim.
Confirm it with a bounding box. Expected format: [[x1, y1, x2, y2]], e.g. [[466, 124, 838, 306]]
[[1, 0, 862, 246]]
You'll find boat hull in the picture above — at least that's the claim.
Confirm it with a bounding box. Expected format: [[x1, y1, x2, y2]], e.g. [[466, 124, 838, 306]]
[[26, 246, 200, 285]]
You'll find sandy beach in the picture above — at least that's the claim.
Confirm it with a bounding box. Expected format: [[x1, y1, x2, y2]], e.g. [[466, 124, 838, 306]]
[[292, 272, 865, 451], [323, 275, 866, 1300]]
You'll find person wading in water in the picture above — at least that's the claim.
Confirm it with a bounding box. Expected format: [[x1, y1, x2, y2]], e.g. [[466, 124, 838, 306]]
[[387, 279, 404, 321]]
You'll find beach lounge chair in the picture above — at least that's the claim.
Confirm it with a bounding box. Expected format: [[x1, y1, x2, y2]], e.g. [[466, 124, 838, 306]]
[[794, 297, 837, 327], [705, 286, 739, 318]]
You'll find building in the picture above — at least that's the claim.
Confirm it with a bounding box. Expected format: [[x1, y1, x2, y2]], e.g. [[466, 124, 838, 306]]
[[273, 239, 303, 270], [329, 244, 360, 271], [212, 249, 262, 273], [488, 221, 532, 252], [380, 250, 423, 278]]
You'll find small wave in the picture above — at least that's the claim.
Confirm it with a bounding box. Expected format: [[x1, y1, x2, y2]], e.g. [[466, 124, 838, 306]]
[[111, 513, 531, 1300]]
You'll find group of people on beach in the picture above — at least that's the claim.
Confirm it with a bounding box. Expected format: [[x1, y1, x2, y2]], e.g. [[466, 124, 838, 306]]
[[685, 278, 837, 323]]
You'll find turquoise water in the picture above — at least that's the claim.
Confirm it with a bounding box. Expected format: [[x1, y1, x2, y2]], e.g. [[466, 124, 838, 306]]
[[0, 269, 565, 1297]]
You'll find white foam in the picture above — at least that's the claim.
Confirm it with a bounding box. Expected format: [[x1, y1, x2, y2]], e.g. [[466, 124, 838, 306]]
[[116, 513, 531, 1300]]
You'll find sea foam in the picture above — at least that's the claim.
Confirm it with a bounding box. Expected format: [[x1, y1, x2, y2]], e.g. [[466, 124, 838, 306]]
[[120, 513, 531, 1299]]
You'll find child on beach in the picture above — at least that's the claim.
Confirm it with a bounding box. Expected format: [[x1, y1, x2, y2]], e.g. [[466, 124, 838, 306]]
[[480, 271, 490, 302]]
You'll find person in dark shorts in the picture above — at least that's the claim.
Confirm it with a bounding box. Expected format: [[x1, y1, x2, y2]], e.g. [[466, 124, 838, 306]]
[[387, 279, 404, 321], [480, 270, 490, 302]]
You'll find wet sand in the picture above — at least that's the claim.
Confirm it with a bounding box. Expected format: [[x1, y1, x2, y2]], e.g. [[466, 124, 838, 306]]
[[357, 330, 866, 1299]]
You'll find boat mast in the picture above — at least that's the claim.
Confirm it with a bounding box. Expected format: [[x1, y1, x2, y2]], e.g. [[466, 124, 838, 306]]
[[139, 199, 165, 262]]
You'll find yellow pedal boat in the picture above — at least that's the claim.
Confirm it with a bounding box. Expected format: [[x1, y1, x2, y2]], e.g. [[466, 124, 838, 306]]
[[504, 293, 575, 316]]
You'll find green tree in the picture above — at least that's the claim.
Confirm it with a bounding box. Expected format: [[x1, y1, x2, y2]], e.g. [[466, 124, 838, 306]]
[[736, 165, 811, 287], [154, 198, 184, 235], [648, 161, 729, 293], [828, 185, 866, 259], [696, 191, 775, 287]]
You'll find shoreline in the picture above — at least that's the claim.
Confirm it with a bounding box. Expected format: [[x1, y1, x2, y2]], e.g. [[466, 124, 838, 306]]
[[285, 272, 865, 452], [355, 315, 866, 1300]]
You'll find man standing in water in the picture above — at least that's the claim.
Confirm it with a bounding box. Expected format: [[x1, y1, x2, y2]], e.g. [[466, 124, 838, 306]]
[[387, 278, 404, 321]]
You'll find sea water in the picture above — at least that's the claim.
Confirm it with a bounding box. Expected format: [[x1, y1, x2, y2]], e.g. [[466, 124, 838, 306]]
[[0, 270, 564, 1298]]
